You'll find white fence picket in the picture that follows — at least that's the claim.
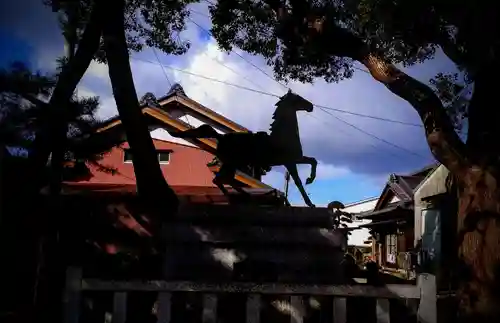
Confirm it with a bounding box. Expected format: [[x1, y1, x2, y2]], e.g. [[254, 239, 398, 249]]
[[157, 292, 172, 323], [111, 292, 127, 323], [333, 297, 347, 323], [246, 294, 261, 323]]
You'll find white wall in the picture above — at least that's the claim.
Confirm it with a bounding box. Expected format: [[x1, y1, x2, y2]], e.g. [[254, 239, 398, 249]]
[[343, 198, 378, 246], [414, 164, 447, 245]]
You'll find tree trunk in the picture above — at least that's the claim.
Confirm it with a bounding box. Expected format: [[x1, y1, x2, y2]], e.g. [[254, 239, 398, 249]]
[[358, 51, 500, 323], [102, 0, 178, 218], [28, 1, 103, 191], [266, 1, 500, 320], [31, 4, 103, 322], [453, 59, 500, 322], [454, 169, 500, 322]]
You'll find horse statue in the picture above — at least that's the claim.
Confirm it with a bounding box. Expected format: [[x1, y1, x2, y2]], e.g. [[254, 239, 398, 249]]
[[169, 90, 318, 207]]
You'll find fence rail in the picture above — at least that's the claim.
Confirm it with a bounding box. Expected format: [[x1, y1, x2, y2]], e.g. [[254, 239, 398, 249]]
[[63, 267, 437, 323]]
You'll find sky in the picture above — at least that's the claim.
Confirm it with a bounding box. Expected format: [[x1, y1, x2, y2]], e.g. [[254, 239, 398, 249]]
[[0, 1, 459, 215]]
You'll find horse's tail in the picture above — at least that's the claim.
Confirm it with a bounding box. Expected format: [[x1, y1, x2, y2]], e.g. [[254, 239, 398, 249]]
[[169, 124, 221, 140]]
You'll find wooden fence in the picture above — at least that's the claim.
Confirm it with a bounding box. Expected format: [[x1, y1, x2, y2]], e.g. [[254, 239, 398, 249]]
[[63, 267, 437, 323]]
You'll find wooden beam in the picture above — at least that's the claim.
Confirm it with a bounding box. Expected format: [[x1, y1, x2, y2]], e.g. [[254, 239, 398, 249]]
[[81, 280, 421, 299], [144, 108, 217, 149], [94, 107, 218, 151], [163, 95, 250, 133]]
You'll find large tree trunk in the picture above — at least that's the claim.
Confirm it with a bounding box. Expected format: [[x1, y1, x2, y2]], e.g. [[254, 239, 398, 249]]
[[452, 60, 500, 323], [28, 1, 103, 191], [454, 170, 500, 322], [102, 0, 178, 217], [358, 49, 500, 323], [265, 2, 500, 321], [32, 4, 104, 322]]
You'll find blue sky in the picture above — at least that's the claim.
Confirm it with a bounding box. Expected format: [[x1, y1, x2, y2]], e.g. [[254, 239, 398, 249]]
[[0, 0, 460, 209]]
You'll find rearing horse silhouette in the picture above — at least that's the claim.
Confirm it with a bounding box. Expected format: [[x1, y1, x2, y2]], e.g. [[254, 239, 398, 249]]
[[170, 90, 318, 207]]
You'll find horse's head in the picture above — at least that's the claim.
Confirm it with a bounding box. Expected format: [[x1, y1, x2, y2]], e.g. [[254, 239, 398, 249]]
[[277, 90, 314, 112]]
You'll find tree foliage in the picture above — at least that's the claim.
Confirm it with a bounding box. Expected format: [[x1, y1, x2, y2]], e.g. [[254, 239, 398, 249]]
[[209, 0, 496, 81], [44, 0, 199, 62], [208, 0, 498, 131], [0, 62, 115, 179]]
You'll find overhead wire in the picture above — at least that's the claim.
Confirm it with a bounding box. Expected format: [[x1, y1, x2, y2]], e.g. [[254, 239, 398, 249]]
[[187, 16, 289, 92], [132, 55, 430, 160], [305, 113, 417, 162], [181, 14, 428, 158], [186, 14, 423, 127], [152, 47, 172, 87], [143, 8, 431, 160]]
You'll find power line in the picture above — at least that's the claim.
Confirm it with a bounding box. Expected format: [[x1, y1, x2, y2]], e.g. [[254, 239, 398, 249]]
[[134, 56, 279, 96], [315, 104, 422, 127], [186, 15, 421, 127], [131, 56, 428, 159], [133, 56, 423, 127], [187, 17, 289, 92], [184, 16, 427, 156], [152, 47, 172, 87], [316, 106, 427, 159], [305, 113, 420, 162]]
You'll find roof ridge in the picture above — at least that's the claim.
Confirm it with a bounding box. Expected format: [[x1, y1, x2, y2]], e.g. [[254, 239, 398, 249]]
[[157, 85, 250, 133], [344, 196, 379, 207]]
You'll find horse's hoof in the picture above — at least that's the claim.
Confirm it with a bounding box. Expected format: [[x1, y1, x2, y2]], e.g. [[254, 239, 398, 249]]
[[306, 178, 314, 185]]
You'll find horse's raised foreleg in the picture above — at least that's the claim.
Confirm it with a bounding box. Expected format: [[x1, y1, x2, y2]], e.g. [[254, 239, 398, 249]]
[[285, 163, 315, 208], [295, 156, 318, 185]]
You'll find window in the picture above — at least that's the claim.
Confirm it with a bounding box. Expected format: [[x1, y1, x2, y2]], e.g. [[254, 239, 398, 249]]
[[158, 150, 170, 164], [123, 149, 133, 163], [421, 208, 441, 263], [386, 234, 397, 263], [123, 149, 171, 164]]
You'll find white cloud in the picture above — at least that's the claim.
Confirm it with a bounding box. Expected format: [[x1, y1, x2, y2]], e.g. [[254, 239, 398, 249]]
[[74, 2, 436, 179], [87, 61, 109, 80], [315, 163, 350, 180]]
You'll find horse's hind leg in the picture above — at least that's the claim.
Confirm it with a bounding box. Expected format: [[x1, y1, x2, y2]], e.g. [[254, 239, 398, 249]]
[[214, 165, 253, 204], [285, 163, 315, 208], [213, 166, 232, 196]]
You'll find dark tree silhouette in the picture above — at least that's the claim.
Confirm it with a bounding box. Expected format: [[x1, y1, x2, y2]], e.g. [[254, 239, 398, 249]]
[[0, 62, 113, 177], [207, 0, 500, 321], [32, 0, 201, 215]]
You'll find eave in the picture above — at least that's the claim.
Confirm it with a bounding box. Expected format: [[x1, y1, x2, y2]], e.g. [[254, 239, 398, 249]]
[[157, 93, 250, 133], [373, 164, 439, 211], [92, 107, 270, 190]]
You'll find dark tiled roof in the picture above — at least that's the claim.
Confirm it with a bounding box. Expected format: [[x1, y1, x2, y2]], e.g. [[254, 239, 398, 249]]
[[165, 83, 187, 98]]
